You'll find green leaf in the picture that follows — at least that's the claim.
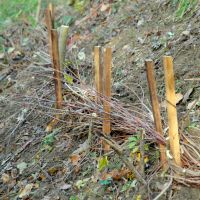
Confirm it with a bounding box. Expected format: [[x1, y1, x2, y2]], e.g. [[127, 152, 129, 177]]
[[132, 146, 139, 153], [75, 178, 90, 189], [121, 180, 137, 192], [128, 142, 137, 149], [98, 156, 109, 171], [69, 196, 78, 200], [62, 16, 74, 26], [99, 178, 112, 186], [64, 73, 73, 85], [144, 144, 149, 151], [43, 133, 55, 146], [121, 181, 131, 192], [128, 136, 138, 142]]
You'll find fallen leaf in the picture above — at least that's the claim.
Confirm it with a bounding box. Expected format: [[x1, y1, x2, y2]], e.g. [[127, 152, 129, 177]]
[[0, 144, 4, 153], [78, 51, 85, 61], [7, 47, 15, 54], [38, 173, 46, 181], [161, 93, 183, 108], [70, 154, 80, 165], [48, 166, 62, 176], [75, 178, 90, 189], [72, 140, 90, 155], [100, 3, 111, 12], [187, 100, 197, 110], [74, 165, 81, 173], [183, 88, 194, 103], [136, 195, 141, 200], [19, 183, 33, 198], [0, 53, 5, 60], [98, 156, 109, 171], [105, 169, 130, 181], [60, 184, 71, 190], [175, 93, 183, 104], [1, 173, 10, 184], [99, 177, 112, 186], [64, 73, 73, 85], [17, 162, 28, 174]]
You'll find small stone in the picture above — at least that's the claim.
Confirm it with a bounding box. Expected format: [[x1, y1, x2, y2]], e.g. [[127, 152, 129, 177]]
[[181, 30, 190, 37]]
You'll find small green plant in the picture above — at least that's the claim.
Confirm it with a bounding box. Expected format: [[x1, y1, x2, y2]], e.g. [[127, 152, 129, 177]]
[[0, 0, 38, 29], [121, 180, 137, 192], [172, 0, 198, 20], [98, 156, 109, 171], [67, 0, 89, 12], [128, 135, 140, 151], [69, 196, 79, 200], [42, 133, 56, 146], [42, 128, 60, 151]]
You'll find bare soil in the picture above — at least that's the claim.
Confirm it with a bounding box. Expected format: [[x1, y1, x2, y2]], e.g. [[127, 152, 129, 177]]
[[0, 0, 199, 199]]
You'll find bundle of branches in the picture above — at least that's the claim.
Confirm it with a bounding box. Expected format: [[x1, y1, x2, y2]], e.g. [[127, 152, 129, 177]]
[[4, 59, 199, 188], [59, 82, 165, 144], [169, 129, 200, 186]]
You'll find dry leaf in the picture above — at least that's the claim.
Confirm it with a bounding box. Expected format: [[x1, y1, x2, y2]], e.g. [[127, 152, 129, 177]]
[[175, 93, 183, 104], [187, 100, 197, 110], [70, 154, 80, 165], [100, 3, 111, 12], [0, 53, 5, 60], [183, 88, 194, 103], [0, 145, 4, 153], [45, 117, 59, 132], [101, 169, 130, 181], [74, 165, 81, 173], [110, 169, 130, 180], [60, 184, 71, 190], [38, 173, 46, 181], [19, 183, 33, 198], [17, 162, 27, 174], [48, 166, 62, 176], [161, 93, 183, 108], [1, 173, 10, 184]]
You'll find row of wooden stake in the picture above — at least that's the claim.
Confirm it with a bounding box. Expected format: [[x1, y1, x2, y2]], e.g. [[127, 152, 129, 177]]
[[45, 4, 181, 168]]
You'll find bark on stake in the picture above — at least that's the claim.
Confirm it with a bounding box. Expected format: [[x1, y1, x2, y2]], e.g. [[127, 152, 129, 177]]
[[103, 47, 112, 151], [51, 29, 63, 110], [45, 3, 54, 57], [145, 59, 167, 169], [163, 56, 181, 167], [94, 46, 103, 103]]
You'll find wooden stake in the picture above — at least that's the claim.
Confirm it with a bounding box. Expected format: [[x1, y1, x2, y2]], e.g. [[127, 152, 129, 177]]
[[51, 29, 63, 110], [58, 25, 69, 69], [94, 46, 103, 103], [163, 56, 181, 166], [103, 47, 112, 151], [145, 59, 167, 169], [45, 3, 54, 57], [36, 0, 42, 23]]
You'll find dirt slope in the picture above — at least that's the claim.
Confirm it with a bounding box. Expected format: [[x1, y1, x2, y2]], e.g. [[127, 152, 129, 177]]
[[0, 0, 200, 199]]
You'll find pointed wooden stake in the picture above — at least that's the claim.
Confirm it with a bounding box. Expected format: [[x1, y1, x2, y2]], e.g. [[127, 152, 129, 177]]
[[103, 47, 112, 151], [45, 4, 63, 132], [94, 46, 103, 103], [163, 56, 181, 167], [145, 59, 167, 169], [51, 29, 63, 110], [45, 3, 54, 57]]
